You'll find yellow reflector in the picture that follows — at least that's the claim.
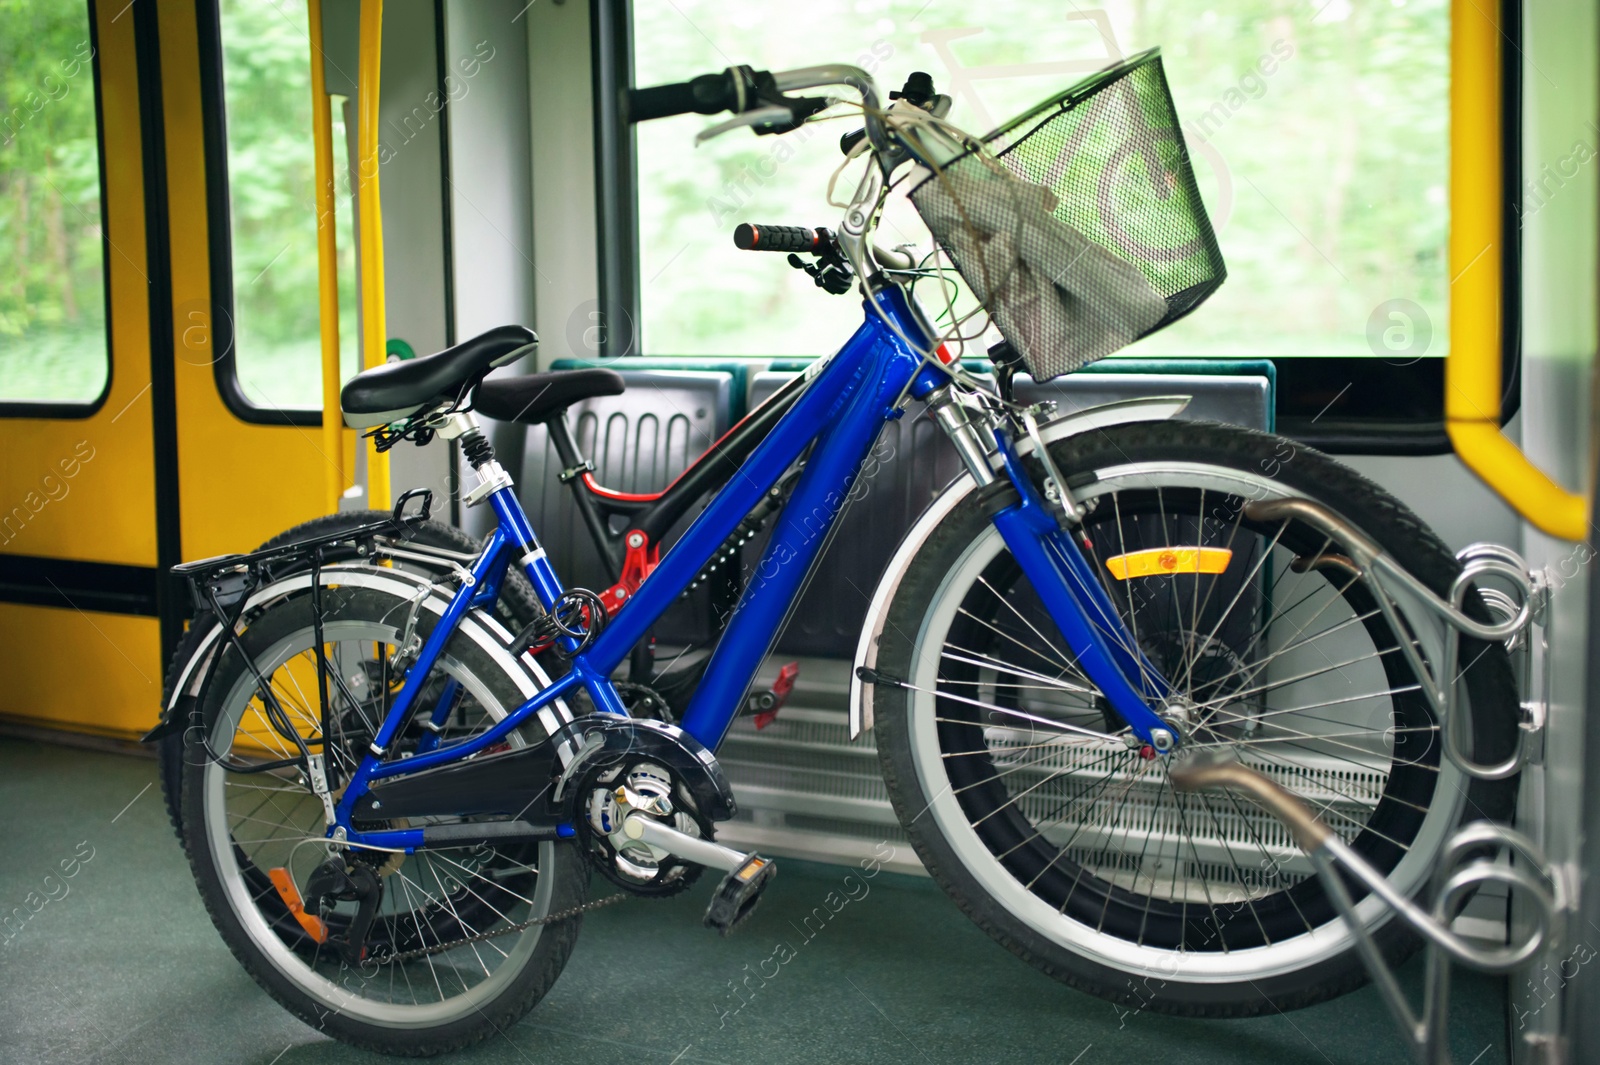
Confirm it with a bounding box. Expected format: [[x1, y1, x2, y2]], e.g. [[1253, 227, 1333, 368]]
[[1106, 547, 1232, 581]]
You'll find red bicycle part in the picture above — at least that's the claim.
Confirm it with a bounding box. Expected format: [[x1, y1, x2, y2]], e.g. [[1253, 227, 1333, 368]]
[[753, 661, 800, 730], [602, 530, 660, 615]]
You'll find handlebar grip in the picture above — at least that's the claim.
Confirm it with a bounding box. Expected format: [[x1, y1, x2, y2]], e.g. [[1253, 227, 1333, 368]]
[[626, 70, 739, 123], [733, 224, 820, 254]]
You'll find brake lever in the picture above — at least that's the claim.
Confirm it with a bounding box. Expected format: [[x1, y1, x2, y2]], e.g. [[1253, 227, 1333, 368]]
[[696, 106, 794, 145], [694, 96, 833, 145]]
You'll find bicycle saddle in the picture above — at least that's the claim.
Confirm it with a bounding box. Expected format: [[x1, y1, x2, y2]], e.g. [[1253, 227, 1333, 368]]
[[340, 324, 538, 428], [475, 368, 626, 425]]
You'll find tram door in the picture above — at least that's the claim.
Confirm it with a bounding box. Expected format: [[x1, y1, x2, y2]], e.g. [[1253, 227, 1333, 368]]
[[0, 0, 331, 740]]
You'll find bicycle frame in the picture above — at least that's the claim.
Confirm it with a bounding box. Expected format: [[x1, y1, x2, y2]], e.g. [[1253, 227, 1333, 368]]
[[327, 280, 1173, 851]]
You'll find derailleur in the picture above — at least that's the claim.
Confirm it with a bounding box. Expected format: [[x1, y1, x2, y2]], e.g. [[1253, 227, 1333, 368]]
[[305, 855, 384, 965]]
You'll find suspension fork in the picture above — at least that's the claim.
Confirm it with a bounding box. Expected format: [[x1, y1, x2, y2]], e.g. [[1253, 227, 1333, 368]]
[[924, 386, 1177, 748]]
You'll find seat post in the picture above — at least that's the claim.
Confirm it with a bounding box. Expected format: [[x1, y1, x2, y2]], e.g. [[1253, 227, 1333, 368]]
[[546, 413, 623, 581], [439, 411, 515, 508]]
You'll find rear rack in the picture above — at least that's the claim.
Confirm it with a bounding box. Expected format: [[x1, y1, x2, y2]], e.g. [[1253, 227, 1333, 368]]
[[171, 488, 436, 615], [168, 488, 441, 784]]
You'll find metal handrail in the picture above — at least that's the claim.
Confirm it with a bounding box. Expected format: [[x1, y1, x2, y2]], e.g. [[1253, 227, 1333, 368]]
[[356, 0, 390, 508], [1173, 761, 1561, 1065], [1444, 0, 1586, 541], [307, 0, 345, 515]]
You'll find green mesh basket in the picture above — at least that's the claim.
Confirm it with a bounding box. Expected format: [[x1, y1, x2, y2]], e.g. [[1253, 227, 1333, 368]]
[[910, 48, 1226, 381]]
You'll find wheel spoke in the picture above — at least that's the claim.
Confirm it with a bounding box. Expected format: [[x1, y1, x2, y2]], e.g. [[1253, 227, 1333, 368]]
[[194, 598, 563, 1026], [900, 462, 1480, 972]]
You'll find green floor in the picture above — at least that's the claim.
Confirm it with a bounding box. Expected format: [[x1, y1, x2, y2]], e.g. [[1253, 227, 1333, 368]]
[[0, 738, 1509, 1065]]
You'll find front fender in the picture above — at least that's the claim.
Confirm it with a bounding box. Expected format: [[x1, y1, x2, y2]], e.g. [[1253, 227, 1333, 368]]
[[847, 394, 1189, 739]]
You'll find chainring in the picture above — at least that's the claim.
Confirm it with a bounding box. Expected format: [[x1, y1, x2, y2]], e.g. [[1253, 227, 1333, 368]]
[[574, 758, 710, 898]]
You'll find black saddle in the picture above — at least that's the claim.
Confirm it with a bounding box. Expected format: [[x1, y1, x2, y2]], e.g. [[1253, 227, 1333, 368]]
[[340, 325, 538, 428], [475, 368, 625, 425]]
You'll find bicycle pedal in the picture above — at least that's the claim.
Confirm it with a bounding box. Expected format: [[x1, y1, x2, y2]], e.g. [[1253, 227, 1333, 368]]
[[746, 661, 799, 729], [703, 854, 776, 937]]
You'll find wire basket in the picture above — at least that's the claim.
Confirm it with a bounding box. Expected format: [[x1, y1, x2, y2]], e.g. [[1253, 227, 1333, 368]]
[[910, 48, 1226, 381]]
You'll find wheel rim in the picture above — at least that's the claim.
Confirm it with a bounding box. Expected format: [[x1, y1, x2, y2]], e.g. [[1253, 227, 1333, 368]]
[[905, 462, 1467, 982], [200, 606, 557, 1027]]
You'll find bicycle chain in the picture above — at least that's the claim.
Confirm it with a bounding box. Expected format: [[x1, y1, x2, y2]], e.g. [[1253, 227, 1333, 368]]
[[369, 891, 630, 965]]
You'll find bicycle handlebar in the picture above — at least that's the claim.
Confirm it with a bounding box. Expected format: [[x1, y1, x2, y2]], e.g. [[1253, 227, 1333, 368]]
[[627, 62, 890, 156], [732, 224, 821, 254], [627, 69, 746, 122]]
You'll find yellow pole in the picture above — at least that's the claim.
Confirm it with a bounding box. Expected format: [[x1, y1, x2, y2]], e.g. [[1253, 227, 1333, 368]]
[[308, 0, 344, 515], [356, 0, 390, 509], [1446, 0, 1587, 541]]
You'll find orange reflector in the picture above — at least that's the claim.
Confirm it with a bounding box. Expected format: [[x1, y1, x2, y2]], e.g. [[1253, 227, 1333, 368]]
[[269, 866, 329, 944], [1106, 547, 1232, 581]]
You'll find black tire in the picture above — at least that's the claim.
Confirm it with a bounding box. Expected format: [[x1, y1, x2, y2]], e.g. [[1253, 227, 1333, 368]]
[[873, 420, 1518, 1016], [180, 578, 586, 1055], [156, 512, 541, 842]]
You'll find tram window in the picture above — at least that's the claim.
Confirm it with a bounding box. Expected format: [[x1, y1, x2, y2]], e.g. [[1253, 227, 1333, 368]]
[[0, 1, 108, 410], [634, 1, 1450, 363], [217, 0, 356, 413]]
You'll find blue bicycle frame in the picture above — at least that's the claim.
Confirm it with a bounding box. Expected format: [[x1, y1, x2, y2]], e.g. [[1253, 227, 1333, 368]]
[[329, 281, 1174, 850]]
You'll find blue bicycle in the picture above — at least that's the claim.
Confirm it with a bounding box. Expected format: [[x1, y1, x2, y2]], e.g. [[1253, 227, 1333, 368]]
[[152, 53, 1518, 1053]]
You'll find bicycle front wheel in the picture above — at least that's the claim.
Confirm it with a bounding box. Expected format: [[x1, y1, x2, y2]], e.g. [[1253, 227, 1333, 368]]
[[180, 568, 586, 1055], [872, 420, 1518, 1015]]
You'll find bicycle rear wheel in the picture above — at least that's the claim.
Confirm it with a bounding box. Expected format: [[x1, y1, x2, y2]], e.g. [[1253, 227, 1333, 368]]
[[156, 512, 542, 841], [873, 420, 1517, 1014], [180, 569, 585, 1054]]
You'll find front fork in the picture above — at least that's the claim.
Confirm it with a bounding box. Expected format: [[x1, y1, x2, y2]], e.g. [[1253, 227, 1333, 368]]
[[925, 386, 1179, 749]]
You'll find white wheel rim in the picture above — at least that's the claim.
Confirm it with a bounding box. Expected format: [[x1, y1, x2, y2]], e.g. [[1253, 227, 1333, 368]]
[[905, 462, 1467, 983], [201, 581, 558, 1027]]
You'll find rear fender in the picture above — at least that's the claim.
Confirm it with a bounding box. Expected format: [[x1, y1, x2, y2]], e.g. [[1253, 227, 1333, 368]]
[[145, 565, 567, 740]]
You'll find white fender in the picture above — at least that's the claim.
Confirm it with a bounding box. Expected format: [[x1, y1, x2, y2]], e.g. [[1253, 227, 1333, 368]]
[[163, 565, 570, 735], [848, 394, 1190, 739]]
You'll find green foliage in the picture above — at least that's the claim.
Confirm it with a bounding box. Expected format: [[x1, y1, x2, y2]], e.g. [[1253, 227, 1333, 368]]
[[0, 0, 1453, 406], [0, 0, 105, 402], [636, 0, 1451, 360], [219, 0, 357, 412], [0, 0, 354, 408]]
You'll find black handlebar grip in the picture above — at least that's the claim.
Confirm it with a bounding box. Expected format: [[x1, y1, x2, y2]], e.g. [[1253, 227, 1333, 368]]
[[733, 224, 820, 253], [626, 70, 738, 123]]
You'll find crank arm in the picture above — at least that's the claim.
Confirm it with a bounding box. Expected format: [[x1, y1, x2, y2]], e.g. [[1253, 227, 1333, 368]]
[[621, 812, 750, 873], [622, 813, 777, 936]]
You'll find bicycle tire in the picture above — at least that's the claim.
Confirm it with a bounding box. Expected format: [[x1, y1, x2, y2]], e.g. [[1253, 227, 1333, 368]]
[[873, 419, 1517, 1016], [156, 512, 541, 842], [181, 572, 585, 1054]]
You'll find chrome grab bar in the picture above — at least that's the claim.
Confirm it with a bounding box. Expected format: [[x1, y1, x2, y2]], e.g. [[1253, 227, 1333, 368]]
[[1243, 498, 1539, 780], [1243, 500, 1533, 643], [1172, 761, 1561, 1065]]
